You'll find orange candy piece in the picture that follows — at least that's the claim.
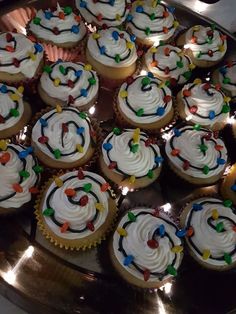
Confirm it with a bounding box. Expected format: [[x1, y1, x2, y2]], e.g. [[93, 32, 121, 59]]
[[187, 226, 194, 237], [101, 182, 110, 192], [171, 149, 180, 156], [150, 60, 158, 67], [29, 186, 39, 194], [64, 188, 76, 197], [5, 45, 14, 52], [60, 222, 69, 233], [183, 89, 191, 97], [58, 12, 65, 19], [75, 15, 81, 22], [163, 27, 169, 34], [12, 183, 23, 193], [0, 152, 10, 164]]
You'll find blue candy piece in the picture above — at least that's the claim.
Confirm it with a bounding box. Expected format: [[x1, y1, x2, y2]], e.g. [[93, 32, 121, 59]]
[[219, 67, 227, 75], [123, 255, 134, 266], [44, 11, 52, 20], [192, 203, 203, 211], [155, 156, 163, 165], [0, 85, 7, 93], [77, 127, 85, 134], [147, 72, 154, 78], [80, 88, 88, 97], [173, 128, 181, 137], [231, 184, 236, 192], [167, 6, 175, 13], [34, 43, 43, 53], [126, 14, 133, 22], [71, 25, 80, 34], [18, 150, 29, 159], [136, 5, 144, 13], [99, 46, 106, 55], [158, 224, 165, 237], [208, 110, 215, 120], [26, 146, 33, 154], [109, 0, 115, 5], [39, 118, 48, 127], [75, 70, 83, 77], [130, 34, 136, 42], [103, 142, 113, 151], [112, 30, 119, 41], [176, 229, 186, 238], [217, 158, 226, 165], [56, 58, 63, 64], [156, 107, 165, 116], [80, 0, 87, 8]]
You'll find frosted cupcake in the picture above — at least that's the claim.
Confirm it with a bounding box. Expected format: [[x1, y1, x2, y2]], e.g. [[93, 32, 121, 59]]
[[111, 207, 183, 288], [165, 125, 228, 185], [76, 0, 131, 27], [99, 128, 163, 189], [213, 60, 236, 99], [36, 170, 117, 250], [38, 61, 99, 111], [177, 79, 230, 131], [31, 107, 98, 170], [220, 164, 236, 205], [144, 44, 194, 86], [0, 84, 31, 139], [177, 24, 227, 68], [0, 32, 44, 84], [115, 73, 174, 131], [180, 197, 236, 270], [0, 142, 41, 214], [127, 0, 179, 47]]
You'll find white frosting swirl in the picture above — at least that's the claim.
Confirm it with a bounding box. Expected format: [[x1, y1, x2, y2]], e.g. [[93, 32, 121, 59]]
[[165, 126, 227, 178], [40, 61, 99, 108], [182, 83, 229, 127], [42, 171, 110, 240], [118, 75, 172, 124], [184, 197, 236, 267], [102, 129, 162, 177], [127, 1, 176, 45], [185, 25, 227, 61], [218, 61, 236, 96], [29, 4, 86, 44], [87, 27, 137, 67], [0, 32, 44, 78], [76, 0, 131, 27], [0, 84, 24, 131], [32, 107, 93, 163], [145, 44, 192, 84], [113, 208, 183, 282], [0, 144, 39, 209]]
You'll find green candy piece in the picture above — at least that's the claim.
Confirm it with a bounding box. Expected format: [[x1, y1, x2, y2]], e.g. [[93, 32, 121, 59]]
[[216, 221, 224, 233], [224, 253, 232, 265], [136, 108, 144, 117], [141, 77, 150, 86], [207, 38, 213, 44], [176, 61, 184, 68], [54, 149, 61, 159], [211, 23, 216, 30], [130, 144, 139, 153], [19, 170, 30, 178], [115, 54, 121, 63], [203, 165, 210, 175], [193, 124, 201, 131], [199, 144, 208, 153], [88, 77, 96, 85], [79, 112, 87, 119], [83, 183, 92, 192], [63, 6, 72, 15], [33, 17, 41, 25], [59, 65, 66, 75], [223, 199, 233, 207], [33, 165, 43, 173], [165, 80, 171, 87], [10, 108, 19, 117], [196, 51, 202, 59], [145, 27, 151, 35], [221, 104, 230, 113], [43, 65, 52, 73], [147, 170, 154, 179], [167, 265, 177, 276], [150, 13, 155, 21], [43, 207, 54, 216], [113, 127, 121, 135], [159, 40, 164, 46], [183, 71, 192, 79], [117, 25, 124, 31], [128, 211, 136, 222], [223, 77, 231, 84]]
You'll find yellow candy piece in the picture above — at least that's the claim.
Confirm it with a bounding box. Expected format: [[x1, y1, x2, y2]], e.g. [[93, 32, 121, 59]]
[[0, 139, 8, 151], [202, 249, 211, 260], [56, 104, 62, 113], [117, 227, 127, 237], [17, 86, 24, 94], [28, 52, 36, 61], [189, 63, 196, 70], [119, 90, 128, 98], [126, 41, 134, 49], [133, 128, 140, 143], [224, 96, 231, 103], [193, 25, 200, 31], [212, 209, 219, 220], [135, 0, 143, 5], [150, 47, 157, 53], [95, 202, 104, 212], [76, 144, 84, 153], [10, 93, 20, 101], [92, 33, 100, 40], [84, 64, 92, 71], [54, 78, 61, 87], [129, 175, 136, 184], [193, 78, 202, 85], [116, 14, 121, 21], [177, 51, 184, 57], [173, 20, 179, 28], [54, 177, 63, 187], [152, 0, 158, 8], [218, 45, 225, 52], [171, 246, 183, 253]]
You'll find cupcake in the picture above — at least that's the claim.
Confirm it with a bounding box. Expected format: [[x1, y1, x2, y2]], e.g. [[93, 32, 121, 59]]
[[0, 32, 44, 85], [31, 107, 98, 170], [127, 0, 179, 47], [180, 197, 236, 270], [38, 61, 99, 111], [110, 207, 183, 288], [165, 125, 228, 185], [144, 44, 195, 86], [86, 27, 138, 85], [220, 164, 236, 205], [176, 79, 230, 131], [76, 0, 131, 27], [27, 4, 87, 62], [36, 170, 117, 250], [99, 128, 163, 189], [212, 60, 236, 99], [0, 84, 31, 139], [177, 24, 227, 68], [0, 142, 41, 214], [114, 73, 174, 131]]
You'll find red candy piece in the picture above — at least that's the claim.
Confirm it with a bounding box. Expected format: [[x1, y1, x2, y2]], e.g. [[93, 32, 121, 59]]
[[220, 34, 227, 41], [152, 209, 159, 217], [13, 183, 23, 193], [227, 60, 233, 68], [208, 50, 213, 57], [86, 221, 95, 231], [78, 168, 84, 179], [215, 144, 223, 151], [5, 45, 14, 52], [147, 239, 159, 249], [27, 34, 37, 42], [164, 47, 170, 56], [171, 149, 180, 156], [164, 67, 170, 75], [163, 95, 172, 103], [101, 182, 110, 192], [163, 11, 169, 18], [203, 83, 211, 91], [137, 49, 143, 57], [97, 13, 103, 21], [58, 12, 65, 20], [203, 132, 212, 141], [163, 27, 169, 34], [126, 3, 132, 10], [189, 106, 198, 114], [183, 89, 191, 97], [213, 131, 219, 139], [38, 136, 48, 144], [187, 226, 194, 237], [62, 123, 68, 132], [143, 269, 150, 281], [61, 222, 69, 233], [215, 83, 221, 91], [145, 138, 152, 147], [6, 33, 13, 42], [53, 27, 60, 35], [183, 160, 190, 170], [119, 33, 124, 38], [68, 95, 75, 104], [170, 77, 177, 86], [207, 30, 213, 37], [232, 226, 236, 232], [0, 152, 10, 164], [0, 115, 5, 123], [79, 195, 89, 206], [12, 28, 17, 33], [29, 186, 39, 194], [190, 36, 197, 44], [67, 79, 74, 88], [126, 76, 134, 85], [102, 23, 108, 30], [13, 58, 20, 67], [108, 161, 117, 169], [65, 188, 76, 197]]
